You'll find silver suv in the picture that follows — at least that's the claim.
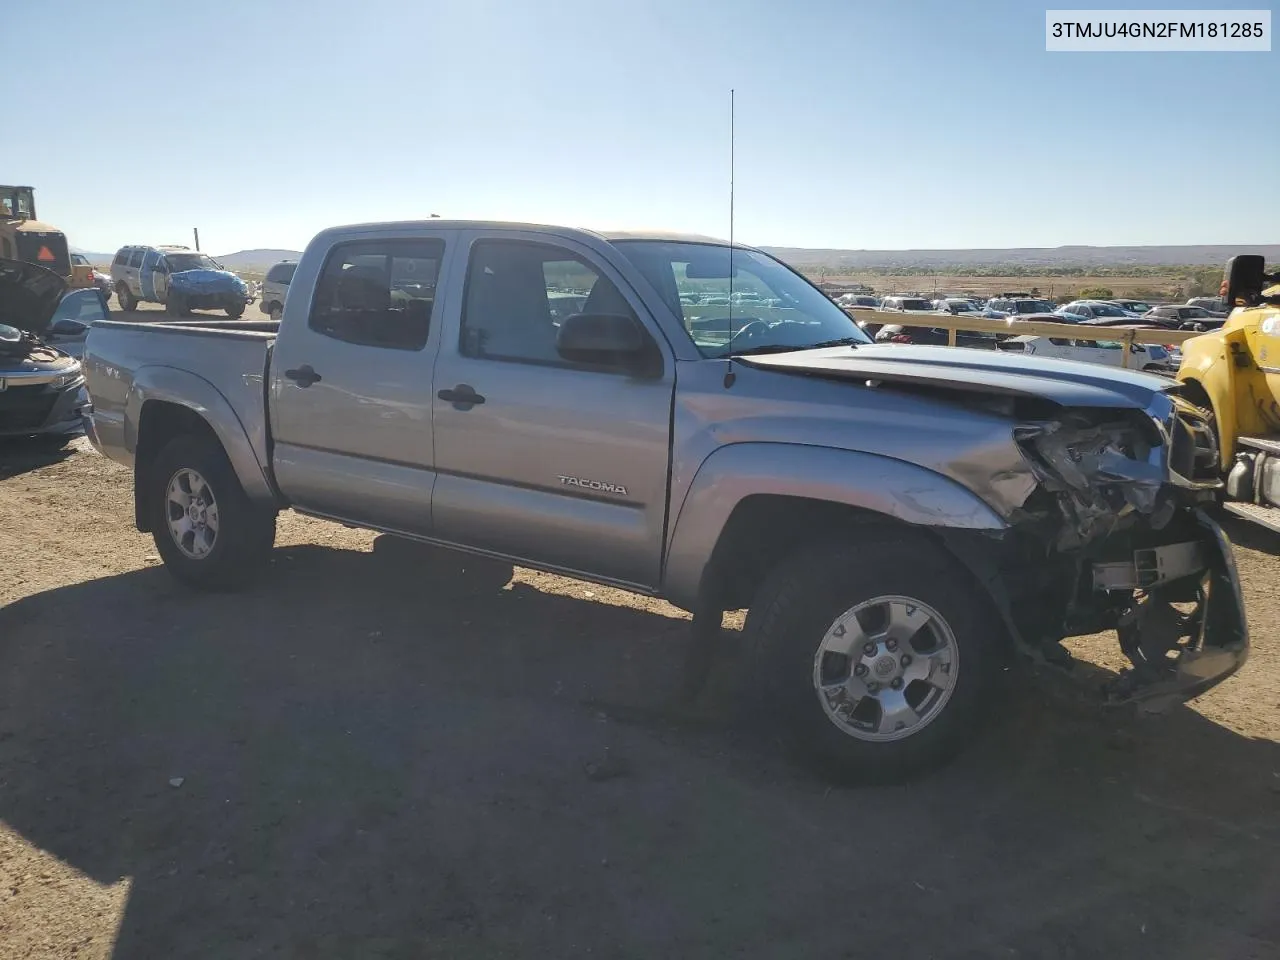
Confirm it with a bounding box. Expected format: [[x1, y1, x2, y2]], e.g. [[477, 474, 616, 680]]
[[258, 260, 296, 321]]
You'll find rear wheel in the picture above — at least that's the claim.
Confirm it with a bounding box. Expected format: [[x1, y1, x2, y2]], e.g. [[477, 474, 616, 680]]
[[117, 285, 137, 311], [226, 303, 245, 319], [743, 535, 1002, 781], [147, 434, 276, 591], [165, 293, 185, 317], [269, 303, 283, 322]]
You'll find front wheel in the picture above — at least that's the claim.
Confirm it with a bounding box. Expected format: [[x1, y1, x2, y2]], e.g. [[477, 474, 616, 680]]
[[269, 304, 283, 322], [117, 285, 137, 311], [743, 535, 1002, 781], [226, 303, 245, 319], [165, 293, 184, 317], [147, 434, 276, 591]]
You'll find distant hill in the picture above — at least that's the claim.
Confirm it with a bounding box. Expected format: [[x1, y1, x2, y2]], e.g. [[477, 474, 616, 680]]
[[71, 242, 1280, 272], [761, 244, 1280, 270], [70, 247, 303, 269], [216, 249, 303, 269]]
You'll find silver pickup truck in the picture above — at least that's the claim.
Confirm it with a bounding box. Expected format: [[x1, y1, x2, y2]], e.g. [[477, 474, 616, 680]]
[[81, 220, 1248, 778]]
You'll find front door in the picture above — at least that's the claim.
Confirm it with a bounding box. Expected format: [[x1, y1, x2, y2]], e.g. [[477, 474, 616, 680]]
[[153, 257, 170, 303], [269, 234, 451, 534], [429, 233, 676, 589]]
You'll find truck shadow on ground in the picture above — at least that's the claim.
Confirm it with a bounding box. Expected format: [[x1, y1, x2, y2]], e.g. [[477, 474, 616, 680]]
[[1, 543, 1277, 958], [0, 435, 80, 480]]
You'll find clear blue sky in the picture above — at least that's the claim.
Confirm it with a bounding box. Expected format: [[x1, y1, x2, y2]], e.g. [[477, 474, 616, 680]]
[[8, 0, 1277, 254]]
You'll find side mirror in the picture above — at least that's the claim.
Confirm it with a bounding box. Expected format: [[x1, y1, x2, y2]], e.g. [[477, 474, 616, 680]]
[[1224, 255, 1265, 308], [556, 313, 658, 375]]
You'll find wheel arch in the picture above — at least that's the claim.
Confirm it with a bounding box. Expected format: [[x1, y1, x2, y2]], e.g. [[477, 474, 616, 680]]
[[126, 368, 276, 530], [661, 442, 1008, 613]]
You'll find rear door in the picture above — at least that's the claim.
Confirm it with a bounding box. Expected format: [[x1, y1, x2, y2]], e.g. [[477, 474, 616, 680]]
[[429, 231, 675, 589], [268, 232, 452, 534], [139, 248, 163, 302], [1070, 338, 1123, 367]]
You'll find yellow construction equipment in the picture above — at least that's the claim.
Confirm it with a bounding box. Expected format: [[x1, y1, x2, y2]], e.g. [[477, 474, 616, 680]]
[[0, 185, 93, 288], [1177, 255, 1280, 531]]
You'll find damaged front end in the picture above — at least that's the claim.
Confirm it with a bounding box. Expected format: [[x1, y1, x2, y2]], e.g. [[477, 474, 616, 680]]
[[981, 394, 1248, 710]]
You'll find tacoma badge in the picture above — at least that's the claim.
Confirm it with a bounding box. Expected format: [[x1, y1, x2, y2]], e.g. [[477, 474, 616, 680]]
[[556, 474, 628, 496]]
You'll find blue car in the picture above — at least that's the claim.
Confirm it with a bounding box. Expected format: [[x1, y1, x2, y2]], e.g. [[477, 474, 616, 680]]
[[110, 245, 251, 318]]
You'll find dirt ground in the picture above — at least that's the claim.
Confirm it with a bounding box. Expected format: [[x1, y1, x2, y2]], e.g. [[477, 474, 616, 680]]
[[1, 438, 1278, 959]]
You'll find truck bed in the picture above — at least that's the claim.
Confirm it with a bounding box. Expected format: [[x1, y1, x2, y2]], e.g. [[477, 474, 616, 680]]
[[83, 318, 280, 481]]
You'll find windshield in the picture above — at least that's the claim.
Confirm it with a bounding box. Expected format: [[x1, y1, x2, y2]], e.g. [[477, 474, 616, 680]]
[[1015, 299, 1055, 313], [165, 253, 220, 272], [0, 186, 35, 219], [1088, 303, 1129, 318], [614, 240, 871, 357]]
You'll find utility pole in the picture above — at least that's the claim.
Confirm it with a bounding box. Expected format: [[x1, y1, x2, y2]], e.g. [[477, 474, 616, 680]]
[[193, 228, 200, 251]]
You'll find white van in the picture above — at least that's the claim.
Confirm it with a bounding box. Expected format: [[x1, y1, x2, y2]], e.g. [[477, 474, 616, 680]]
[[998, 335, 1173, 373]]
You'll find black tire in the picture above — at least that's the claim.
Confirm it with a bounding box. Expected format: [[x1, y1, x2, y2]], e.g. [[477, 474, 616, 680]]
[[147, 434, 276, 591], [269, 303, 283, 322], [742, 534, 1003, 782], [117, 285, 137, 311], [165, 293, 184, 317], [226, 303, 245, 319]]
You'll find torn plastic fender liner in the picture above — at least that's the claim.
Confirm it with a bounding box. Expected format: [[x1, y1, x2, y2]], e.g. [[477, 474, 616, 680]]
[[1109, 511, 1250, 712]]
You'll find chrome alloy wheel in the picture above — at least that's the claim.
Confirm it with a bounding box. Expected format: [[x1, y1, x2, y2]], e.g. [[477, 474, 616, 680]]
[[165, 467, 220, 560], [812, 596, 959, 742]]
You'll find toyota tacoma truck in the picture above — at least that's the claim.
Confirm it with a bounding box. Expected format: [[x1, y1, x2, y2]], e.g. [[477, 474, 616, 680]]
[[80, 221, 1248, 778]]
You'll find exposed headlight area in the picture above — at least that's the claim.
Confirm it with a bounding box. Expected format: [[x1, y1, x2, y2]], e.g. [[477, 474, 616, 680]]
[[1016, 411, 1168, 548]]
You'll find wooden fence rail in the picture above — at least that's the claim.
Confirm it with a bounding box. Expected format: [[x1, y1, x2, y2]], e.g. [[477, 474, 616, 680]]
[[844, 310, 1205, 368]]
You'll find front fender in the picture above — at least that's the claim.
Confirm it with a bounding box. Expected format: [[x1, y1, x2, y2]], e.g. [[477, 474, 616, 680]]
[[661, 442, 1007, 611], [125, 365, 275, 504], [1178, 330, 1239, 467]]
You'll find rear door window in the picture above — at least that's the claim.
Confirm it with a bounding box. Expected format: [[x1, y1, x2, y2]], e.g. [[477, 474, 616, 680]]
[[267, 262, 297, 285], [128, 250, 144, 268], [309, 239, 443, 351]]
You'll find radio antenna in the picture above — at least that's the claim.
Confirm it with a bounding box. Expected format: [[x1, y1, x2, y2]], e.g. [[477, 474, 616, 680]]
[[724, 88, 737, 388]]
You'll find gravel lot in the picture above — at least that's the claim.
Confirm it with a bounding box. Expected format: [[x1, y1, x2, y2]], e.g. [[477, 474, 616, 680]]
[[1, 436, 1278, 959]]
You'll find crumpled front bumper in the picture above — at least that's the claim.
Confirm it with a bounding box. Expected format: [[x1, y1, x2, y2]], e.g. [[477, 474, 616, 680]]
[[1090, 506, 1249, 711], [1103, 511, 1249, 711]]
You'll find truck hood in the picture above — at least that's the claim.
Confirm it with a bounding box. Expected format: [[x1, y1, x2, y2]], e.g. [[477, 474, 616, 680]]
[[0, 256, 68, 337], [740, 343, 1174, 411]]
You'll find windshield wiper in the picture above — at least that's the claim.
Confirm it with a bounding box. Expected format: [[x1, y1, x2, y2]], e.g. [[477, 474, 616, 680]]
[[729, 337, 862, 358]]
